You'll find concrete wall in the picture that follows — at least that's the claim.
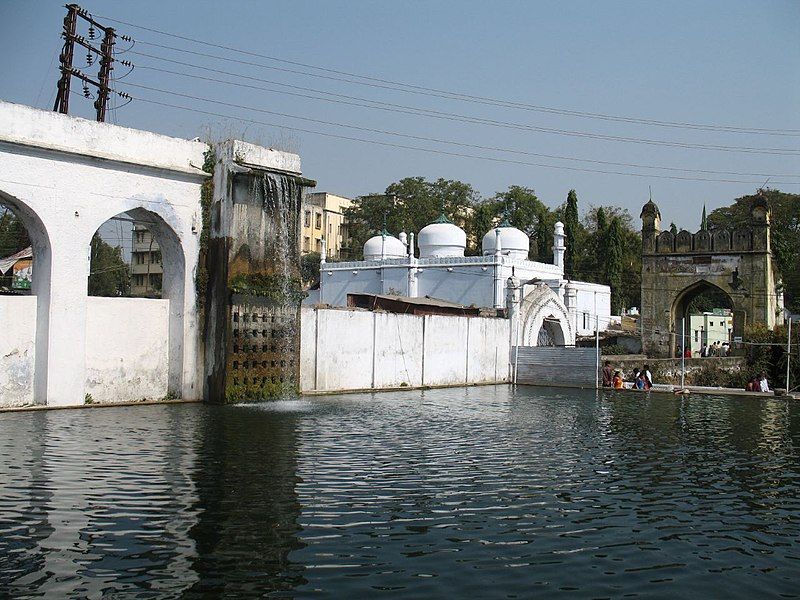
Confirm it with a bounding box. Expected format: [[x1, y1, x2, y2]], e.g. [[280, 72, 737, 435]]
[[85, 297, 170, 403], [0, 296, 37, 406], [0, 101, 206, 406], [300, 307, 509, 393]]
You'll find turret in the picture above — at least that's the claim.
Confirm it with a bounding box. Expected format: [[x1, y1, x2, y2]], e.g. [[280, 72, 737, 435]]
[[640, 198, 661, 254], [553, 221, 566, 272], [751, 191, 770, 252]]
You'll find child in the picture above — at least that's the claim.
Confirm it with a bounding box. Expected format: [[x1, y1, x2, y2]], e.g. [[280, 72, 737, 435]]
[[612, 370, 624, 389]]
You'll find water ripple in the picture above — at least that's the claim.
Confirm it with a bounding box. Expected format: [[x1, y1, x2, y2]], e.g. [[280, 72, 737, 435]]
[[0, 387, 799, 598]]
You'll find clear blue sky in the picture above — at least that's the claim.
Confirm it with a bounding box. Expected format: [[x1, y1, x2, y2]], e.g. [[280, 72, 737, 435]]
[[1, 0, 798, 230]]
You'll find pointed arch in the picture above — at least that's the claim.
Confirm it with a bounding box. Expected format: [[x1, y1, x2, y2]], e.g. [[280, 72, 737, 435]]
[[519, 283, 575, 347]]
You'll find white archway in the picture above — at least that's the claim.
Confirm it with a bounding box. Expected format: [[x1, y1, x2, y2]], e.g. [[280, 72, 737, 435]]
[[86, 206, 187, 397], [519, 283, 575, 347], [0, 190, 52, 404]]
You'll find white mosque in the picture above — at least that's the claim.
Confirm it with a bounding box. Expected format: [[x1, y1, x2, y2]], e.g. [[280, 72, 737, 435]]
[[316, 214, 612, 346]]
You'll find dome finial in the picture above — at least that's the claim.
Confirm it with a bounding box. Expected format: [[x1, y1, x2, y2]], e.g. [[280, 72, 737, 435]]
[[499, 204, 512, 228]]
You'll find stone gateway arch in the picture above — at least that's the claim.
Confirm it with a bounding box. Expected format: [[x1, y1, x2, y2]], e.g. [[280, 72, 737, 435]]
[[639, 194, 782, 358]]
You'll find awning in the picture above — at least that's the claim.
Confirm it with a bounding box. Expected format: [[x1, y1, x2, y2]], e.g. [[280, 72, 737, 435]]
[[0, 246, 33, 275]]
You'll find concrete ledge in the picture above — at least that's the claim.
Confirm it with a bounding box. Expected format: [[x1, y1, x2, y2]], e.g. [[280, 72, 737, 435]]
[[0, 398, 200, 413], [0, 100, 208, 176], [301, 380, 510, 396]]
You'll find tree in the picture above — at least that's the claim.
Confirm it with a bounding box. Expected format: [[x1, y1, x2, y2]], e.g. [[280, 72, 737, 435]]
[[605, 217, 625, 314], [563, 189, 580, 275], [342, 177, 479, 259], [88, 233, 129, 297], [0, 206, 31, 259], [300, 251, 321, 288]]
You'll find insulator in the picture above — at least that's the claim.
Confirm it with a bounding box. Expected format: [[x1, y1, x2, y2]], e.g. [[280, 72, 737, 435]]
[[86, 52, 93, 66], [88, 25, 96, 39], [121, 35, 132, 42], [83, 83, 91, 98]]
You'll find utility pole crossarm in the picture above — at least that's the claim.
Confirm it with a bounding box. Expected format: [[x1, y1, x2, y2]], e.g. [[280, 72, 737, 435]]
[[52, 4, 119, 122]]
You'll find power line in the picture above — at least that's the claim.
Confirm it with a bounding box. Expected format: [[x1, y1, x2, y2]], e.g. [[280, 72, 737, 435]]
[[113, 85, 800, 185], [128, 59, 800, 179], [95, 13, 800, 137], [118, 49, 800, 155]]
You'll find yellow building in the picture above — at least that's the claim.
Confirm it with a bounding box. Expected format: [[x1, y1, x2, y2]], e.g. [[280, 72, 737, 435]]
[[301, 192, 352, 260]]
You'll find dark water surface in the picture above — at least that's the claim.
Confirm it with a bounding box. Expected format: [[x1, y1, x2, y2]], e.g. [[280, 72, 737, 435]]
[[1, 386, 799, 598]]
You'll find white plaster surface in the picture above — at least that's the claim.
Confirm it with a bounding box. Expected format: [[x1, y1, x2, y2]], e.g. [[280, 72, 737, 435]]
[[373, 312, 424, 388], [0, 101, 206, 175], [422, 315, 470, 385], [0, 296, 36, 406], [467, 317, 508, 383], [300, 307, 509, 393], [313, 309, 374, 391], [0, 101, 205, 405], [84, 297, 169, 403]]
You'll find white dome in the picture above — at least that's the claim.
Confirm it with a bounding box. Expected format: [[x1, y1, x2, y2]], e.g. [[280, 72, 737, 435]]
[[363, 232, 407, 260], [482, 223, 530, 260], [418, 217, 466, 258]]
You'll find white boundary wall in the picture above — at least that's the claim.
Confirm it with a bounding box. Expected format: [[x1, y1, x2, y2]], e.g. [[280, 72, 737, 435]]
[[0, 296, 36, 406], [300, 307, 509, 393], [84, 297, 170, 403]]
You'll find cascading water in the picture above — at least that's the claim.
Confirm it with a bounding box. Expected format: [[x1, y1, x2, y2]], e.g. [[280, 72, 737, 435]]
[[223, 172, 305, 402]]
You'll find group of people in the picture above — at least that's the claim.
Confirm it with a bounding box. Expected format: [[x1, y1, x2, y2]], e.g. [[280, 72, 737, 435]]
[[745, 372, 770, 393], [698, 341, 730, 357], [602, 361, 653, 391]]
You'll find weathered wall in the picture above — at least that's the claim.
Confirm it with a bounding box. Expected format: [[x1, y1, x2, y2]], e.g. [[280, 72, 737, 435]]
[[299, 307, 509, 393], [0, 101, 205, 406], [605, 356, 745, 386], [84, 297, 169, 403], [0, 296, 36, 406]]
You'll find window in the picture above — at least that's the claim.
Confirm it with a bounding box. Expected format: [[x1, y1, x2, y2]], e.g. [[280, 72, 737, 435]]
[[304, 210, 311, 227], [303, 236, 310, 252], [710, 321, 714, 327], [582, 312, 590, 330], [152, 251, 161, 264], [315, 213, 322, 229], [316, 239, 322, 251]]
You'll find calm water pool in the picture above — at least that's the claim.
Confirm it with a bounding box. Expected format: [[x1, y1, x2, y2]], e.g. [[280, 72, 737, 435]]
[[1, 386, 799, 598]]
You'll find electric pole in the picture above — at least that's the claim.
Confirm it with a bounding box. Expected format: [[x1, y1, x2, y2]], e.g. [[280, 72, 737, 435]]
[[53, 3, 122, 122]]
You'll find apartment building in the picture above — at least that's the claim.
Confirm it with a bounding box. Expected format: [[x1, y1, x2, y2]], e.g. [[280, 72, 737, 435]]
[[301, 192, 352, 260], [130, 224, 163, 297]]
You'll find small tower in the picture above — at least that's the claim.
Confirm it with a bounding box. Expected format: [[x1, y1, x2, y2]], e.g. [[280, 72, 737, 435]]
[[640, 196, 661, 254], [751, 191, 770, 252], [553, 221, 566, 272]]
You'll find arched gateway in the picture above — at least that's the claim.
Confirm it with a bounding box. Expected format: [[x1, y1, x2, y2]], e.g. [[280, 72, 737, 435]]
[[639, 193, 782, 357]]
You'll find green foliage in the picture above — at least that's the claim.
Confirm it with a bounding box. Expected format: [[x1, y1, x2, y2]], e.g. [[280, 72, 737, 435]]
[[605, 218, 625, 314], [342, 176, 479, 258], [564, 190, 580, 274], [0, 206, 31, 258], [196, 146, 215, 308], [744, 323, 799, 390], [84, 393, 94, 405], [229, 272, 307, 304], [301, 252, 321, 287], [689, 361, 746, 388], [708, 189, 800, 312], [601, 344, 629, 356], [88, 233, 129, 297], [225, 380, 298, 402]]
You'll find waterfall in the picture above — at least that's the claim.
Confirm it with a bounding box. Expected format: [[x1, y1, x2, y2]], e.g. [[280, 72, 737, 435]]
[[225, 172, 305, 402]]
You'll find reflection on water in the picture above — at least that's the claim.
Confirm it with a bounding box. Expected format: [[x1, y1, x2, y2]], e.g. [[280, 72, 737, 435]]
[[1, 387, 799, 598]]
